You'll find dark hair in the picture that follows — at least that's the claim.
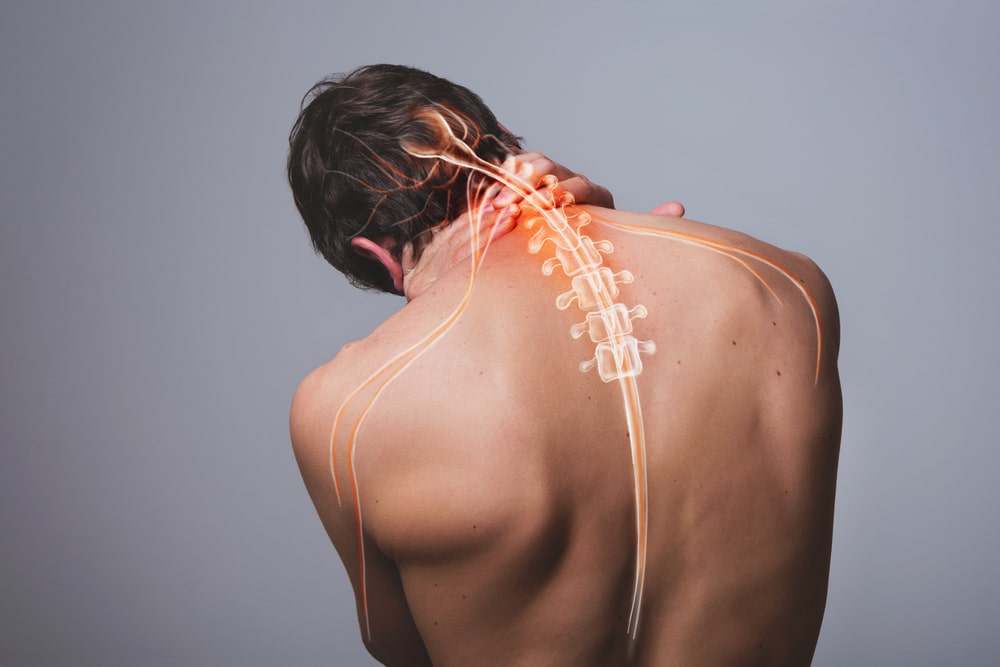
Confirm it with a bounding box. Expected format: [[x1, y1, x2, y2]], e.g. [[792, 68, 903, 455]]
[[287, 64, 522, 293]]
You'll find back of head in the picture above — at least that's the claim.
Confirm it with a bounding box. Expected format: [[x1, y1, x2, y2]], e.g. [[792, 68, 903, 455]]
[[288, 64, 521, 293]]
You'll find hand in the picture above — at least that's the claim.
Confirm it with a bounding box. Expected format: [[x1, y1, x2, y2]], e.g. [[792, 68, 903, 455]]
[[493, 152, 615, 210], [493, 152, 685, 216]]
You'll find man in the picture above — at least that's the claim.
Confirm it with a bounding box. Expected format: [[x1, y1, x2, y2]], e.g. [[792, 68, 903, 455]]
[[288, 64, 842, 666]]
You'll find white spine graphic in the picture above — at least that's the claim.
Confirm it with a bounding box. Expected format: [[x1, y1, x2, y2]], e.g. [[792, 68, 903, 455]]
[[521, 190, 654, 639], [525, 206, 656, 382]]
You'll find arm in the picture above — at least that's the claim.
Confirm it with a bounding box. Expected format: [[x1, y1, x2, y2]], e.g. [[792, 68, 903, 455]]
[[290, 362, 433, 666]]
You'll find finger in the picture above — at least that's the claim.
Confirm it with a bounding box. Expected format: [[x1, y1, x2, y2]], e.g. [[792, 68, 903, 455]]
[[520, 153, 573, 181], [558, 175, 615, 209], [650, 200, 685, 217], [492, 161, 539, 204], [492, 204, 520, 239], [401, 241, 417, 272], [498, 156, 537, 191], [494, 185, 520, 208], [498, 154, 607, 207]]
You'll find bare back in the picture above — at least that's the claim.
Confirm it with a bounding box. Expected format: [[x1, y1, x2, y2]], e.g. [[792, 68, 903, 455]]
[[291, 207, 842, 666]]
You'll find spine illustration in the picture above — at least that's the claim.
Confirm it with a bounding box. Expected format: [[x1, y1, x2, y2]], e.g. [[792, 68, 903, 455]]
[[520, 192, 655, 638], [525, 203, 656, 382]]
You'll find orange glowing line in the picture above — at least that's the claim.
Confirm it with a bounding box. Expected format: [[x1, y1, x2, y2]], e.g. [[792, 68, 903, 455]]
[[331, 126, 433, 187], [329, 129, 467, 240], [329, 175, 500, 641]]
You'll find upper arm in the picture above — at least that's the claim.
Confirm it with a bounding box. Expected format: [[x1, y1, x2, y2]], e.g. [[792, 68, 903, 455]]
[[289, 363, 362, 588], [290, 358, 434, 666], [786, 250, 840, 355], [289, 365, 347, 541]]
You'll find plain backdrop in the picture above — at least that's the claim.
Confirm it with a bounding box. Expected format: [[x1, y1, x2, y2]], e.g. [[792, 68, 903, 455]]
[[2, 1, 997, 665]]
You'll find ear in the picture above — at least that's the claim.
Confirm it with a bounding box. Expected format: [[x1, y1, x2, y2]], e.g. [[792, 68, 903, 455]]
[[351, 237, 404, 294]]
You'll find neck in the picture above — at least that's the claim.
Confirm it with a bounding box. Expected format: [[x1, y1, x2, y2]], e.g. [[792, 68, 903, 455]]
[[401, 202, 520, 300]]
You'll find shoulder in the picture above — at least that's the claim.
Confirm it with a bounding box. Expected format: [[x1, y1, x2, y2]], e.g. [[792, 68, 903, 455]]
[[289, 342, 365, 468], [289, 358, 334, 454], [789, 250, 840, 354], [288, 344, 369, 537], [595, 208, 842, 391], [677, 212, 841, 363], [289, 295, 449, 465], [289, 331, 414, 525], [289, 330, 409, 491], [602, 208, 841, 353], [292, 319, 546, 560]]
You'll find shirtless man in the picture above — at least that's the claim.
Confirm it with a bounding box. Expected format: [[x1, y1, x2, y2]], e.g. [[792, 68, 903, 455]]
[[287, 65, 842, 666]]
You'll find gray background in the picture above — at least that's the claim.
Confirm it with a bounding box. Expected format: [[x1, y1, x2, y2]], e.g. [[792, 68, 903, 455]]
[[2, 1, 997, 665]]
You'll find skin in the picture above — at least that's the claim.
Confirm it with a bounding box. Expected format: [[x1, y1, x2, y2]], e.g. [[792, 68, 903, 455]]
[[291, 165, 841, 666]]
